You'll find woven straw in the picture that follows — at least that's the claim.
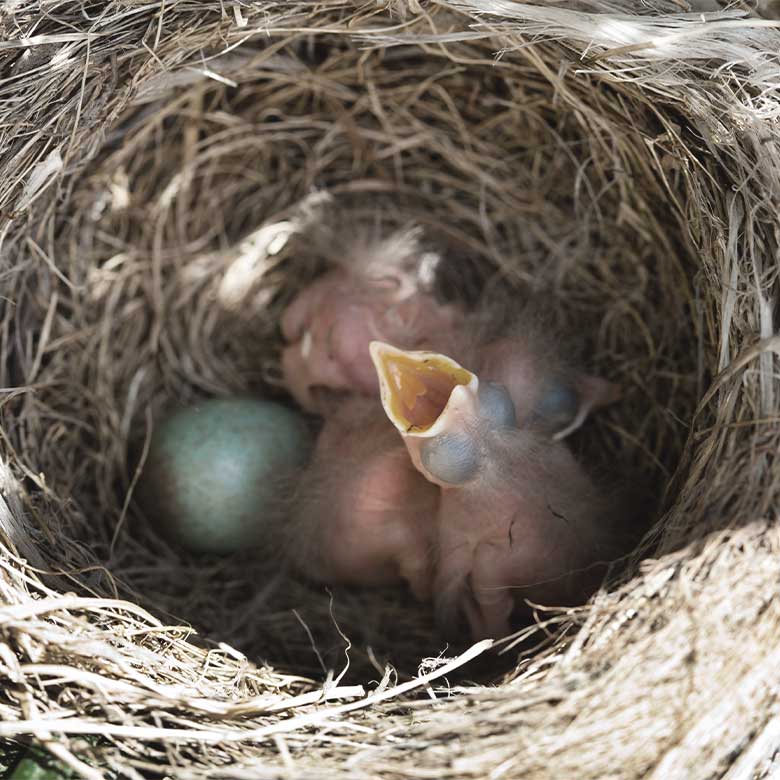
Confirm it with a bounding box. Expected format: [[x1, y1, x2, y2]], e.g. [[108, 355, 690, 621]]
[[1, 2, 779, 778]]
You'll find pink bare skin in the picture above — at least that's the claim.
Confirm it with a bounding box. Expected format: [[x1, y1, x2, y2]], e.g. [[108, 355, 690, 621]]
[[280, 222, 465, 415], [372, 342, 625, 640], [433, 429, 615, 640], [281, 270, 461, 412], [284, 397, 439, 600]]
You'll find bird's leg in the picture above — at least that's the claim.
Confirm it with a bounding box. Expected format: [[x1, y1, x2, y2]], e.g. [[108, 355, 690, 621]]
[[463, 541, 515, 640], [399, 546, 436, 601]]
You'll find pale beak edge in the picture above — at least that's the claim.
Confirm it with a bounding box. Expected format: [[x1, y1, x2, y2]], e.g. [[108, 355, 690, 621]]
[[369, 340, 478, 437]]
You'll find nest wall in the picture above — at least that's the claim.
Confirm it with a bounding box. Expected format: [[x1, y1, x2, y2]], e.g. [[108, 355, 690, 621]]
[[0, 2, 779, 779]]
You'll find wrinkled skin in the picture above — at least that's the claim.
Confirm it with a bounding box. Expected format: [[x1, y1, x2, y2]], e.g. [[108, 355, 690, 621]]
[[431, 427, 615, 640], [371, 341, 627, 641], [279, 246, 625, 641], [285, 397, 439, 600]]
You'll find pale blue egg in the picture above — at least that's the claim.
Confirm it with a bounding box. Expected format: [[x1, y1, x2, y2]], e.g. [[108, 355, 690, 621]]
[[136, 397, 312, 554]]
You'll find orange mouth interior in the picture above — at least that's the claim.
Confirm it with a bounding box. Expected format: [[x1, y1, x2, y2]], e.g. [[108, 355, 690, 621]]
[[379, 352, 472, 432]]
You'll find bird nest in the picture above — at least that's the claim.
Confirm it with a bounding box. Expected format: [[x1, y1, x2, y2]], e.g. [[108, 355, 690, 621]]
[[1, 1, 779, 778]]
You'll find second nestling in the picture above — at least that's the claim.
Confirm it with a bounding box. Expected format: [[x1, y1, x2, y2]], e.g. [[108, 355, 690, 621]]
[[276, 226, 633, 641]]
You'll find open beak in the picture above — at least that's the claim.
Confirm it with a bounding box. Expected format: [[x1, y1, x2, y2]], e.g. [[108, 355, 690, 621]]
[[369, 341, 480, 485]]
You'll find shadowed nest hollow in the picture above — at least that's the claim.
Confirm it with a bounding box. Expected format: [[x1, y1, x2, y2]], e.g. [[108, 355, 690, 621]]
[[1, 2, 779, 778]]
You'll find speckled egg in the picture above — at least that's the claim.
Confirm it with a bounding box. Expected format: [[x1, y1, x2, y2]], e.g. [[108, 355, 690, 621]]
[[135, 397, 312, 554]]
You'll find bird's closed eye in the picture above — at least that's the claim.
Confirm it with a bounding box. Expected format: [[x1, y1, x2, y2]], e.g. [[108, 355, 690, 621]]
[[478, 382, 517, 429], [533, 379, 579, 431], [419, 431, 479, 485]]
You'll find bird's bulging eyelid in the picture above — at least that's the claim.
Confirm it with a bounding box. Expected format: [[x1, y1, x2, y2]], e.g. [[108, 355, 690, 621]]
[[478, 382, 517, 429], [419, 431, 480, 485], [539, 378, 578, 414]]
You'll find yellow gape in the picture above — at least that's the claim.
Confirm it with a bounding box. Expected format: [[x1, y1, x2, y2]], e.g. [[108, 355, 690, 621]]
[[370, 342, 475, 433]]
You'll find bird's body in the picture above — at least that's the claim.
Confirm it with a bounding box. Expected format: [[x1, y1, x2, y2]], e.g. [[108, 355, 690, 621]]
[[370, 341, 623, 639], [278, 230, 626, 640], [432, 428, 614, 639], [283, 397, 439, 600]]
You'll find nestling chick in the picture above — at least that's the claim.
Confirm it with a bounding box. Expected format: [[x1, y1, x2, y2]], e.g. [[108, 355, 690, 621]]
[[283, 395, 439, 600], [462, 331, 620, 442], [280, 228, 462, 411], [371, 342, 625, 640], [278, 228, 625, 640]]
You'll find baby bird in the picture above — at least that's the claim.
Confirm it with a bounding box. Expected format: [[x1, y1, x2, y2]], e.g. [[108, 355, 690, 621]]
[[371, 341, 623, 640], [283, 395, 439, 601], [279, 228, 624, 639], [280, 228, 462, 412], [455, 329, 620, 444]]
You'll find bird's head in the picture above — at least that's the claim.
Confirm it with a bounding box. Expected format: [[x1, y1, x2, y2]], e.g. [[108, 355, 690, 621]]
[[369, 341, 517, 488]]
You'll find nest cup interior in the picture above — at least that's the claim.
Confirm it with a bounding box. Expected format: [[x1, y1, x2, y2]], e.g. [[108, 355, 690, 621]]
[[7, 16, 698, 670], [6, 25, 698, 676], [9, 2, 773, 773]]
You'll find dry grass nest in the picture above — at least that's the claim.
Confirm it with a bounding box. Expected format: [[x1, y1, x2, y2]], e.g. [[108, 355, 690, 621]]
[[1, 2, 779, 778]]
